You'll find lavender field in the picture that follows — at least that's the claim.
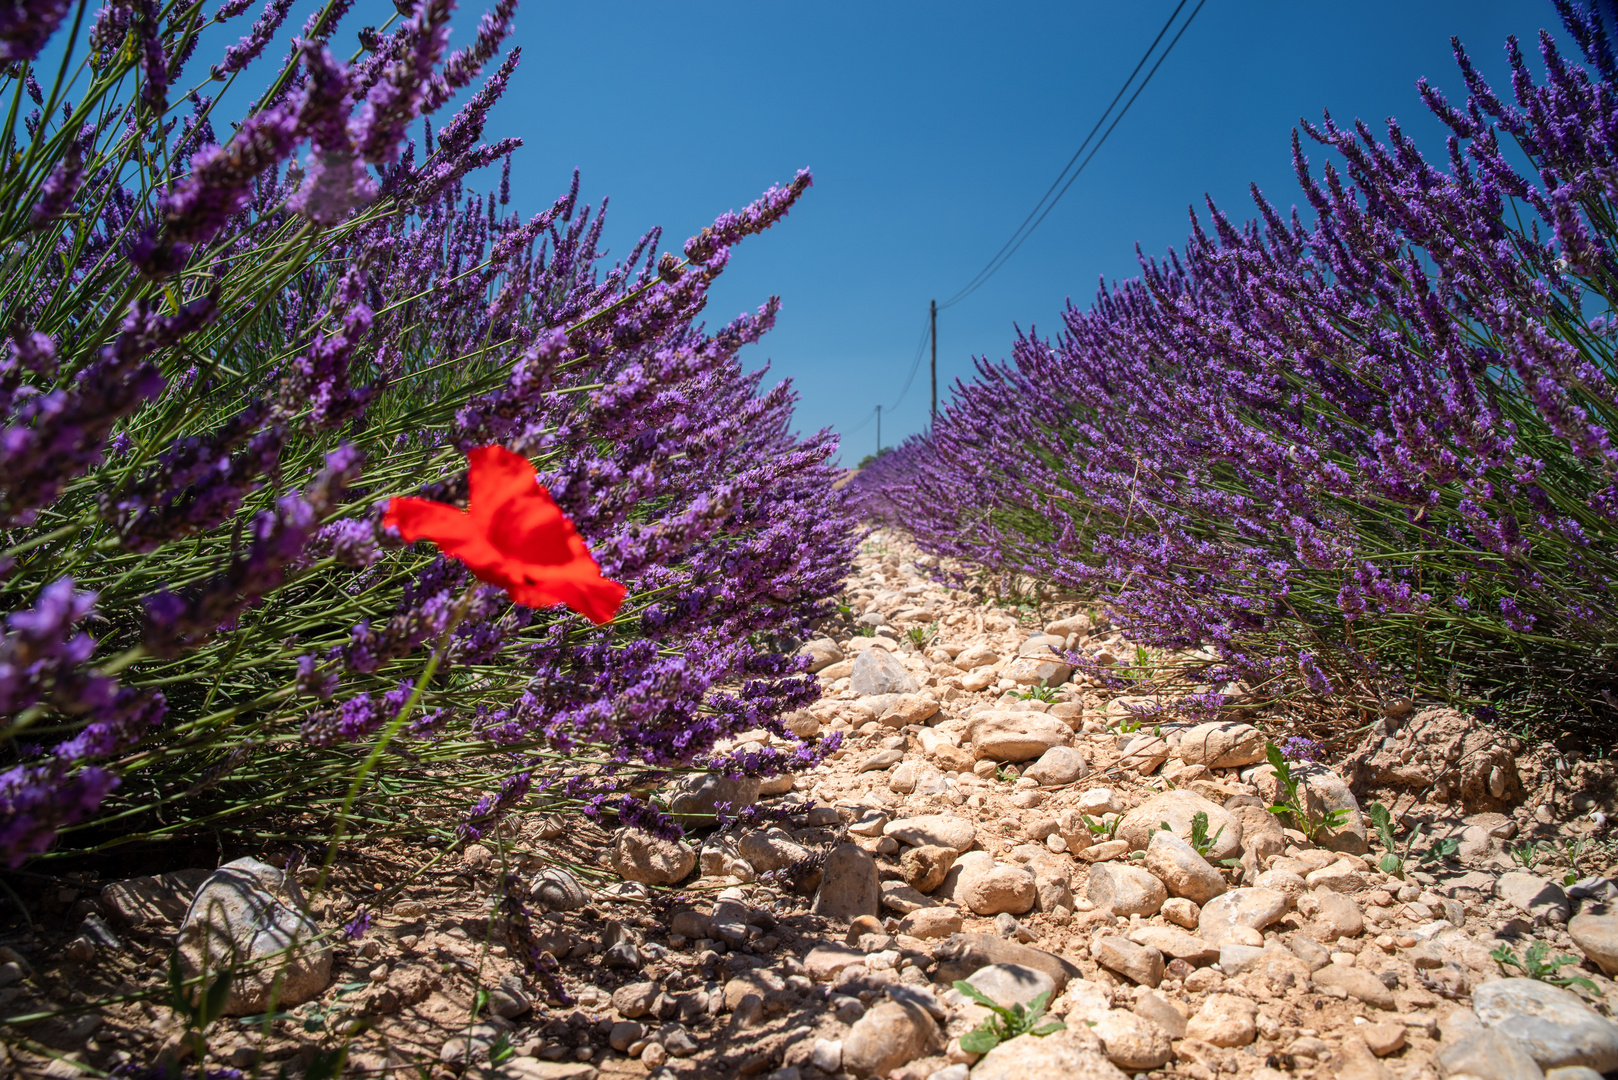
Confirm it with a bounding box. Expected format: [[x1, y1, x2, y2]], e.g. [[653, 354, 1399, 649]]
[[6, 2, 1618, 1079]]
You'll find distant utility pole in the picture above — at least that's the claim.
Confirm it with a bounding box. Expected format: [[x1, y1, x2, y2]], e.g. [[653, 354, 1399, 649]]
[[876, 405, 881, 457], [930, 299, 938, 420]]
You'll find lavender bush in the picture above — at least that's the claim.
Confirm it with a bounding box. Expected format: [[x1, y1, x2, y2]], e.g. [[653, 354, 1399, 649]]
[[853, 4, 1618, 733], [0, 0, 853, 867]]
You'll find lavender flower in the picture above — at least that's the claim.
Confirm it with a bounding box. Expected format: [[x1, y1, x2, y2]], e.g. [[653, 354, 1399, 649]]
[[0, 0, 71, 62], [349, 0, 451, 165], [211, 0, 294, 78]]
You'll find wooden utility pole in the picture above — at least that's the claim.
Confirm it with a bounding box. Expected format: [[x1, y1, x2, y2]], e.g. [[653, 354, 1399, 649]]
[[930, 299, 938, 420], [876, 405, 881, 456]]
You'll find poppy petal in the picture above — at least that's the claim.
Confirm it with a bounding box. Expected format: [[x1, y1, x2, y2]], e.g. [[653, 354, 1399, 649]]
[[466, 445, 543, 520], [510, 572, 627, 625], [383, 497, 480, 548]]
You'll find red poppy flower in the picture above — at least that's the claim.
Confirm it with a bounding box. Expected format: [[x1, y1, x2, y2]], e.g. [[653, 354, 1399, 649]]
[[383, 446, 626, 625]]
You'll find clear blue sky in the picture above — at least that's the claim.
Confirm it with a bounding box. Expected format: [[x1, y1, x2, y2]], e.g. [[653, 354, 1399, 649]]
[[470, 1, 1552, 461], [54, 0, 1561, 459]]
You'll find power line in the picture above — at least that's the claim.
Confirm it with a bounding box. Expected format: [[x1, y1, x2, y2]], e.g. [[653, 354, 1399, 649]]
[[939, 0, 1204, 311], [865, 1, 1207, 433], [886, 310, 934, 412]]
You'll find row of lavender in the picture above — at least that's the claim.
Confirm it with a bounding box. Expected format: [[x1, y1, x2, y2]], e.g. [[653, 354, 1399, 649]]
[[853, 6, 1618, 732], [0, 0, 855, 867]]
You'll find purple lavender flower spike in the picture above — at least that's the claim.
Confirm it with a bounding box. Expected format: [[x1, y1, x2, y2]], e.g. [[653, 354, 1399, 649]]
[[0, 0, 71, 61], [350, 0, 451, 165], [212, 0, 294, 78]]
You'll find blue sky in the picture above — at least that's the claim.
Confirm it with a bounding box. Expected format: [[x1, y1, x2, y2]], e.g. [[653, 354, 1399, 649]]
[[43, 0, 1559, 458], [470, 1, 1552, 460]]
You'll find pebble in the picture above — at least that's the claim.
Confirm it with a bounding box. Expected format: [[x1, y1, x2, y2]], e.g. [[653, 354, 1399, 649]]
[[1185, 993, 1257, 1047], [1090, 935, 1164, 987], [1568, 912, 1618, 975], [1473, 978, 1618, 1071], [841, 999, 936, 1077], [964, 962, 1055, 1008], [1086, 862, 1166, 917], [1494, 873, 1572, 925], [885, 814, 977, 853]]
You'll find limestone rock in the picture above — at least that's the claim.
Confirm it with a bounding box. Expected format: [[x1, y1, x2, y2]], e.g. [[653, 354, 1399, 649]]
[[1311, 963, 1395, 1009], [738, 828, 811, 875], [1133, 991, 1187, 1039], [1196, 887, 1288, 942], [880, 693, 941, 726], [800, 638, 844, 673], [1298, 888, 1364, 941], [1006, 655, 1073, 687], [1495, 873, 1571, 925], [969, 711, 1072, 762], [1143, 829, 1226, 904], [1177, 722, 1267, 768], [100, 869, 211, 931], [1091, 1010, 1173, 1070], [886, 814, 976, 853], [1090, 935, 1164, 987], [1436, 1028, 1546, 1080], [813, 844, 880, 921], [176, 857, 332, 1015], [1087, 862, 1166, 917], [1127, 925, 1218, 965], [664, 772, 762, 822], [901, 845, 958, 892], [841, 998, 936, 1077], [1346, 706, 1523, 810], [1569, 912, 1618, 976], [1162, 897, 1200, 929], [1025, 746, 1090, 786], [971, 1029, 1127, 1080], [960, 864, 1037, 916], [530, 868, 589, 911], [1185, 993, 1257, 1047], [898, 907, 963, 939], [1116, 791, 1241, 861], [610, 829, 696, 885], [850, 648, 920, 696], [1473, 978, 1618, 1072], [965, 963, 1056, 1008], [931, 933, 1081, 993]]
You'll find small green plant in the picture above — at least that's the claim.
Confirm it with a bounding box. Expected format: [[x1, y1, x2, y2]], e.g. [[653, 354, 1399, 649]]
[[1506, 839, 1546, 871], [489, 1033, 516, 1065], [996, 765, 1020, 783], [954, 981, 1064, 1053], [908, 622, 940, 648], [1115, 713, 1143, 734], [1367, 802, 1424, 879], [1490, 942, 1600, 993], [1420, 836, 1461, 865], [1189, 810, 1225, 857], [1265, 743, 1350, 843], [1017, 684, 1059, 702], [853, 625, 876, 637], [1083, 813, 1121, 840]]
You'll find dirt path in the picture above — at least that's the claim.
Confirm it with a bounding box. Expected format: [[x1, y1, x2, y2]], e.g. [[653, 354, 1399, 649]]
[[6, 528, 1618, 1080]]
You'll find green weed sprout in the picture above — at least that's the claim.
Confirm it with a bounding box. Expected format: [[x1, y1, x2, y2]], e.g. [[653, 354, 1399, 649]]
[[954, 981, 1064, 1054], [1367, 802, 1422, 879], [1507, 840, 1546, 872], [1083, 814, 1121, 840], [1017, 684, 1059, 702], [1491, 942, 1600, 994], [908, 622, 939, 648], [1265, 743, 1350, 843]]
